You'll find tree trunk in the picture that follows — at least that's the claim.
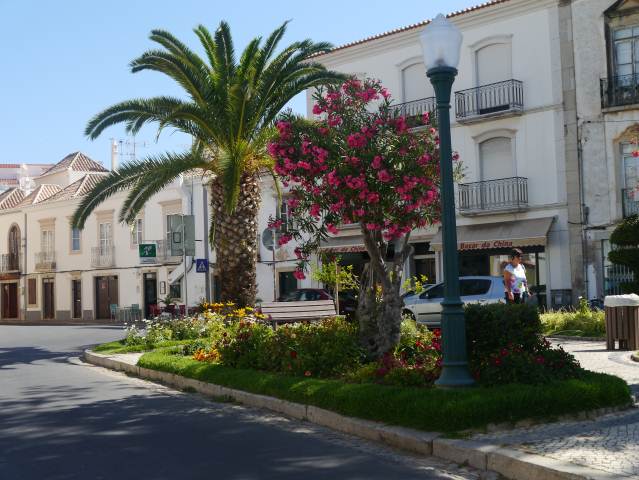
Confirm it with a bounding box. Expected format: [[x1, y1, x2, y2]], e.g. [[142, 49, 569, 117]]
[[356, 230, 408, 360], [209, 173, 261, 307]]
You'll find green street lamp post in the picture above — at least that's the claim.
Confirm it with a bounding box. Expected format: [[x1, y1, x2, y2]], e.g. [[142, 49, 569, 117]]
[[420, 14, 475, 387]]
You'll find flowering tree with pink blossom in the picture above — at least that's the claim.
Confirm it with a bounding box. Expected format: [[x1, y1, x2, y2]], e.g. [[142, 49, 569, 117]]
[[268, 78, 460, 358]]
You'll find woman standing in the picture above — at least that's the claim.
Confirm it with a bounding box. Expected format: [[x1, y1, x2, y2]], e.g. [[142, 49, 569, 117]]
[[504, 248, 528, 304]]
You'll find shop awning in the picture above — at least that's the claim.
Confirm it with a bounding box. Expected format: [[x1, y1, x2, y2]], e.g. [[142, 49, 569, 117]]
[[429, 217, 554, 252], [318, 234, 366, 253]]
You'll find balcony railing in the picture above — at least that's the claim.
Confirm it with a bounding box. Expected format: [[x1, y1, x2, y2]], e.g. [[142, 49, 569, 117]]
[[0, 253, 20, 272], [455, 79, 524, 121], [91, 246, 115, 268], [458, 177, 528, 214], [35, 251, 56, 271], [622, 188, 639, 218], [389, 97, 437, 124], [604, 264, 635, 296], [141, 239, 182, 264], [601, 74, 639, 109]]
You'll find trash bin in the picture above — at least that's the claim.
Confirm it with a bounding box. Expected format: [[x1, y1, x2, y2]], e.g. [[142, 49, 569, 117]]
[[604, 294, 639, 351]]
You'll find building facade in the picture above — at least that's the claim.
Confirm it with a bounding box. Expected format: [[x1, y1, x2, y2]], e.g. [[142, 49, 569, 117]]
[[0, 152, 214, 322]]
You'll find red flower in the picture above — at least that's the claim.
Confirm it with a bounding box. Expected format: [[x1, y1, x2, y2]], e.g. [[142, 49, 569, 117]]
[[304, 370, 312, 377], [290, 350, 298, 359], [493, 358, 502, 367]]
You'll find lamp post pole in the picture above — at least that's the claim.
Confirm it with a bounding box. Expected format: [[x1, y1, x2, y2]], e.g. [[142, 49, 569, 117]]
[[428, 66, 474, 387]]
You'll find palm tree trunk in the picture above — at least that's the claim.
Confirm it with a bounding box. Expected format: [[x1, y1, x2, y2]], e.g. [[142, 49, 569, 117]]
[[210, 173, 261, 307]]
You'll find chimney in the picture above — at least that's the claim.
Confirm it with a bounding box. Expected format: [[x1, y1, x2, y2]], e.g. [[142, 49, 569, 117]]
[[111, 139, 119, 171]]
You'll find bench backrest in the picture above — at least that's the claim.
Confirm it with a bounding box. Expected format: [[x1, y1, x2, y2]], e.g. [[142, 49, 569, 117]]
[[260, 300, 337, 324]]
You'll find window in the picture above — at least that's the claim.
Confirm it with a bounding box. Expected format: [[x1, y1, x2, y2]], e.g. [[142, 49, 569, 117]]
[[131, 218, 143, 246], [480, 137, 512, 181], [279, 198, 290, 233], [476, 43, 511, 86], [169, 281, 182, 300], [613, 26, 639, 81], [420, 283, 443, 300], [27, 278, 36, 305], [71, 228, 81, 252], [402, 62, 433, 102], [99, 222, 112, 254], [460, 279, 492, 296], [622, 143, 639, 189], [41, 230, 54, 253]]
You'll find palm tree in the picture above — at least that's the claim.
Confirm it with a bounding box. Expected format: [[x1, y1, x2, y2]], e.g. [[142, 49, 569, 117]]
[[73, 21, 344, 306]]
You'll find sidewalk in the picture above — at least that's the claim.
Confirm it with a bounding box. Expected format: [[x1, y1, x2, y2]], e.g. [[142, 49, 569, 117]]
[[471, 339, 639, 479]]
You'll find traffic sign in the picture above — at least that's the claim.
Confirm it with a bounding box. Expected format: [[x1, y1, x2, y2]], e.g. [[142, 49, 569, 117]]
[[195, 258, 209, 273], [139, 243, 157, 264]]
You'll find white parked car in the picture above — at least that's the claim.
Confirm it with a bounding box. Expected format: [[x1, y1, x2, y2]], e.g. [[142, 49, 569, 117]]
[[402, 276, 505, 328]]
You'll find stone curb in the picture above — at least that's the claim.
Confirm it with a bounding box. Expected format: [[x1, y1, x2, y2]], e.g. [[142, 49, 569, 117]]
[[547, 335, 606, 342], [631, 353, 639, 363], [83, 350, 625, 480]]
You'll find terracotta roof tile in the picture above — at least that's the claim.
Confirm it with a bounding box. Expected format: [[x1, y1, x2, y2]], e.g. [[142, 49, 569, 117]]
[[40, 152, 107, 177], [314, 0, 511, 57], [0, 188, 25, 210], [45, 173, 107, 203], [17, 184, 62, 206]]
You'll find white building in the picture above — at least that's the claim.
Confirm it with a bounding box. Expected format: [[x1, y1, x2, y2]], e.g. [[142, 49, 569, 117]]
[[254, 0, 576, 308], [0, 152, 214, 322]]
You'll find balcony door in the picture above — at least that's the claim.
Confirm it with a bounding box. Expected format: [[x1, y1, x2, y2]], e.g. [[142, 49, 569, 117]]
[[476, 43, 511, 114], [41, 230, 53, 254], [99, 222, 112, 256], [478, 137, 514, 210], [8, 225, 19, 270]]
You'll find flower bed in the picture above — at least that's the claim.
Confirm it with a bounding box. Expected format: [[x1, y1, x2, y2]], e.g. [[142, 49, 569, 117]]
[[540, 299, 605, 338]]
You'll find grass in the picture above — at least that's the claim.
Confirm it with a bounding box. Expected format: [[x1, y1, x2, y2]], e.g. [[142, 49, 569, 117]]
[[136, 349, 631, 433], [541, 309, 605, 338], [93, 339, 192, 354]]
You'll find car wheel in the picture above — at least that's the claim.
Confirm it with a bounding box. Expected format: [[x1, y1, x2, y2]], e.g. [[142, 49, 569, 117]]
[[402, 310, 416, 321]]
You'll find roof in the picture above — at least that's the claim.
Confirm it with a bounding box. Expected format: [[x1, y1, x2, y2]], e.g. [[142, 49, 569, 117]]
[[0, 188, 25, 210], [39, 152, 107, 177], [17, 184, 62, 207], [45, 173, 107, 202], [314, 0, 511, 57]]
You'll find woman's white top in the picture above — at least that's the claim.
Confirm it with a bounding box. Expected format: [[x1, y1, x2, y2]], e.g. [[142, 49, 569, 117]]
[[504, 263, 528, 294]]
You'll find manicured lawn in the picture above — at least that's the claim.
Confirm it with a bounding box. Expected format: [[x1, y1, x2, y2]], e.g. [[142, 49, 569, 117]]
[[93, 339, 192, 354], [135, 349, 631, 433]]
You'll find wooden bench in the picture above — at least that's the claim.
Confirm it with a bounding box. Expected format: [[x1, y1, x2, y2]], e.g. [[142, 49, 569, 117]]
[[260, 300, 337, 327]]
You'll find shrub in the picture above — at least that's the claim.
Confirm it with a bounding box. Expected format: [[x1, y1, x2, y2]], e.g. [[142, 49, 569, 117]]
[[465, 303, 583, 385], [608, 214, 639, 293]]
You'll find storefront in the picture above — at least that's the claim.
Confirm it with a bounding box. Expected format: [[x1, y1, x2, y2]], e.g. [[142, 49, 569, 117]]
[[430, 217, 555, 307]]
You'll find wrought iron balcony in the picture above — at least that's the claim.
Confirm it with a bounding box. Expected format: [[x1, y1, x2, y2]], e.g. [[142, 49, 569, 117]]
[[143, 239, 182, 264], [91, 246, 115, 268], [0, 253, 20, 273], [389, 97, 437, 125], [601, 74, 639, 109], [35, 251, 56, 271], [455, 79, 524, 122], [458, 177, 528, 215], [622, 188, 639, 218]]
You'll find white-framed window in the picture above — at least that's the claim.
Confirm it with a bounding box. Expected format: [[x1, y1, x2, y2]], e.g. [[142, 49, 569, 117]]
[[621, 142, 639, 189], [401, 61, 433, 103], [279, 198, 290, 233], [99, 222, 112, 254], [131, 218, 143, 246], [169, 280, 182, 300], [71, 228, 81, 252], [613, 26, 639, 81], [41, 230, 54, 253]]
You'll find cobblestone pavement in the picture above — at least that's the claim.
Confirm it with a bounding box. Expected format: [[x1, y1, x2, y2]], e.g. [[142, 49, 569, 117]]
[[473, 339, 639, 478]]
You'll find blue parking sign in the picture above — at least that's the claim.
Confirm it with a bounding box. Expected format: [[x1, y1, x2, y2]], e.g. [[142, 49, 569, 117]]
[[195, 259, 209, 273]]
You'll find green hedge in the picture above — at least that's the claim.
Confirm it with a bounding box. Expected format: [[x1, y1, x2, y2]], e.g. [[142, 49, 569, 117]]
[[137, 349, 631, 433]]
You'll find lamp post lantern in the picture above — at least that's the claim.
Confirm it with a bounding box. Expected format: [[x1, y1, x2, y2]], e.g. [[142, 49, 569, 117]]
[[420, 14, 475, 387]]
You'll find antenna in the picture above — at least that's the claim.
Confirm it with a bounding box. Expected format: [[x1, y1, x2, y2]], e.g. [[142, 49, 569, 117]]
[[113, 136, 148, 163]]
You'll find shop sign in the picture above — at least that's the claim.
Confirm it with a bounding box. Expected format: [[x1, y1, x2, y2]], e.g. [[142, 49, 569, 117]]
[[459, 240, 514, 250]]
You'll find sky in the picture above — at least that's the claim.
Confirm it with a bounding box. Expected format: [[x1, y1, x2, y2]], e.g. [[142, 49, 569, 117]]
[[0, 0, 481, 167]]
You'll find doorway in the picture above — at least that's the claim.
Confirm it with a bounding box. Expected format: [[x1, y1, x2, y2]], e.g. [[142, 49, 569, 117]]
[[278, 271, 298, 300], [95, 276, 118, 320], [143, 273, 157, 319], [1, 283, 18, 319], [72, 279, 82, 319], [42, 278, 55, 320]]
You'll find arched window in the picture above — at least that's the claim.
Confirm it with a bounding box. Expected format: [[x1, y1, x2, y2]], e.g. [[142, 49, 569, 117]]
[[476, 43, 511, 86], [8, 225, 19, 256], [479, 137, 512, 181], [402, 62, 433, 102]]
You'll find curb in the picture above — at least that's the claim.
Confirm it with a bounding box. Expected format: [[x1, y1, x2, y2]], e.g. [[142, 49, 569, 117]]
[[547, 335, 606, 342], [83, 350, 625, 480], [631, 353, 639, 363]]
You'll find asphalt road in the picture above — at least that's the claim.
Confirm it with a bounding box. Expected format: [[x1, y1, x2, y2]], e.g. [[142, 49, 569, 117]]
[[0, 326, 476, 480]]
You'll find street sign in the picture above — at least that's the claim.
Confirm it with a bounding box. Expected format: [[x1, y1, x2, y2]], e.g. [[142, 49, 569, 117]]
[[195, 258, 209, 273], [168, 214, 196, 256], [139, 243, 157, 264]]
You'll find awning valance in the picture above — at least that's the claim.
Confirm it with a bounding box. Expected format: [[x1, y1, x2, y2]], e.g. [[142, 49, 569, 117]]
[[429, 217, 554, 252], [318, 234, 366, 253]]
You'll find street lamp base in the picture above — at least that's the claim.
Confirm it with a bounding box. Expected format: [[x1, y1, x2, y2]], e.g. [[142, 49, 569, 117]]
[[435, 361, 475, 388]]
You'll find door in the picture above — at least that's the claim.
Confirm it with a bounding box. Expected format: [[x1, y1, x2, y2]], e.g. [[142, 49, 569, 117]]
[[72, 279, 82, 319], [476, 43, 511, 114], [95, 276, 118, 320], [1, 283, 18, 319], [43, 278, 55, 319], [143, 273, 157, 319]]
